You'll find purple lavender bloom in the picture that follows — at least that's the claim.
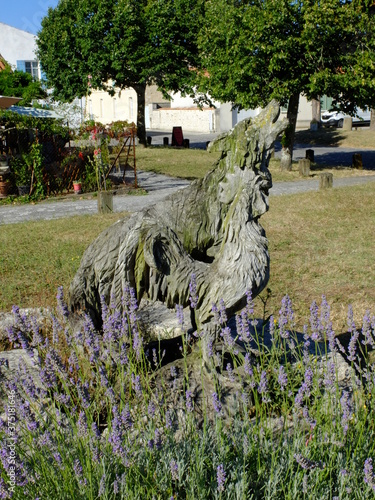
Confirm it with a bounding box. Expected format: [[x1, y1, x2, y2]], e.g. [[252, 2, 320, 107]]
[[185, 390, 193, 413], [77, 411, 88, 437], [278, 295, 294, 339], [56, 286, 70, 318], [131, 373, 141, 394], [148, 401, 156, 418], [218, 299, 227, 325], [257, 370, 269, 402], [98, 474, 106, 497], [217, 464, 226, 492], [340, 391, 352, 436], [323, 361, 336, 389], [212, 392, 223, 416], [53, 452, 63, 469], [347, 305, 356, 335], [212, 302, 220, 326], [170, 459, 179, 481], [221, 327, 235, 351], [309, 300, 322, 342], [277, 365, 288, 391], [361, 311, 375, 348], [108, 406, 127, 458], [83, 315, 101, 362], [364, 458, 375, 491], [269, 315, 275, 343], [73, 458, 83, 478], [189, 273, 199, 309], [294, 453, 324, 470], [165, 409, 173, 429], [226, 363, 235, 382], [245, 289, 254, 317], [347, 329, 359, 362], [76, 379, 91, 409], [132, 329, 143, 361]]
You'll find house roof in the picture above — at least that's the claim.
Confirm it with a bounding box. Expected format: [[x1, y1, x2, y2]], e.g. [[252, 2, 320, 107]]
[[0, 96, 22, 109]]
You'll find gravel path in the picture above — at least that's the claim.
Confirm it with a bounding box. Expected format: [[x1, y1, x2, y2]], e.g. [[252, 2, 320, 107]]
[[1, 131, 375, 225]]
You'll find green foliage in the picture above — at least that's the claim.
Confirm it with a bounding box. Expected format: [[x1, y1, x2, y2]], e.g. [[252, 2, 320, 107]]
[[199, 0, 375, 162], [0, 110, 70, 140], [8, 156, 32, 186], [37, 0, 204, 144], [0, 65, 46, 106]]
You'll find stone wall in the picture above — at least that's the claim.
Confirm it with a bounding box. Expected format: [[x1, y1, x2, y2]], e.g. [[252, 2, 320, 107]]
[[149, 107, 217, 133]]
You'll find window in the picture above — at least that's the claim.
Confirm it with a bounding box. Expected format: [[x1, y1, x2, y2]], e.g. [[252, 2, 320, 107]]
[[16, 60, 40, 80]]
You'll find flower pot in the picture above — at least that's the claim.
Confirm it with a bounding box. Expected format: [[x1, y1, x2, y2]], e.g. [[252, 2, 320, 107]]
[[17, 185, 30, 196], [0, 180, 10, 198], [73, 182, 82, 195]]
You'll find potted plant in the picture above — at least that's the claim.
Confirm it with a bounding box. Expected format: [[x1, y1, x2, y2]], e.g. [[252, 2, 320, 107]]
[[73, 179, 83, 194], [10, 157, 32, 196]]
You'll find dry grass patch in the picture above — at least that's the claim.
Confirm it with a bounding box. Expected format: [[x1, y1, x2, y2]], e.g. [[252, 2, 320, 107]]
[[1, 184, 374, 336], [256, 183, 375, 332], [136, 146, 220, 179], [295, 127, 375, 148]]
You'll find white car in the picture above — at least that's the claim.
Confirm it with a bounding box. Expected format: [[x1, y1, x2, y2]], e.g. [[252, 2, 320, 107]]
[[321, 109, 371, 128]]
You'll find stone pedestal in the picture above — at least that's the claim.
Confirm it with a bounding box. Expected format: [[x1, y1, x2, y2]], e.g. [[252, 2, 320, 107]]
[[342, 117, 352, 131], [298, 158, 310, 177], [319, 173, 333, 189]]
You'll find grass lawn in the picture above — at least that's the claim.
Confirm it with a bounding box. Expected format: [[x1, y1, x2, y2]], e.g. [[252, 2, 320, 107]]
[[0, 212, 129, 312], [1, 183, 374, 333]]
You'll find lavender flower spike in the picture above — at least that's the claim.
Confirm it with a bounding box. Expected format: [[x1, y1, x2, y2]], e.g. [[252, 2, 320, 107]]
[[217, 464, 226, 492], [364, 458, 375, 491]]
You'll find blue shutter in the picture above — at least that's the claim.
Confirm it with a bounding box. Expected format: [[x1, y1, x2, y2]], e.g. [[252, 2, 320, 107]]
[[16, 60, 26, 72]]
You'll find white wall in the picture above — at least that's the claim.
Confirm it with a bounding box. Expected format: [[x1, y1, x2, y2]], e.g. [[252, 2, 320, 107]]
[[0, 23, 38, 69], [86, 87, 138, 125]]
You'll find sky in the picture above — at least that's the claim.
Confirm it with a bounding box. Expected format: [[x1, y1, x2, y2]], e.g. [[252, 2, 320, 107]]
[[0, 0, 59, 35]]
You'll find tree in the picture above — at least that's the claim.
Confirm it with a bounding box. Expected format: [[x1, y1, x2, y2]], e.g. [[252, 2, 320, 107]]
[[0, 62, 46, 106], [37, 0, 204, 145], [199, 0, 375, 170]]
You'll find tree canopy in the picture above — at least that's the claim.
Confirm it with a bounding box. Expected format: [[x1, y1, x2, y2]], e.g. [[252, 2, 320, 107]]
[[37, 0, 204, 145], [199, 0, 375, 169], [0, 63, 46, 106]]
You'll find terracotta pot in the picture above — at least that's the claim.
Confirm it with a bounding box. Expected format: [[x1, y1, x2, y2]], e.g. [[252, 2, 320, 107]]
[[73, 182, 82, 195], [0, 180, 10, 198]]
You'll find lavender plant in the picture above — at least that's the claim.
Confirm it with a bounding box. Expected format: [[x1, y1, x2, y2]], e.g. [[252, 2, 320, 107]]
[[0, 287, 375, 499]]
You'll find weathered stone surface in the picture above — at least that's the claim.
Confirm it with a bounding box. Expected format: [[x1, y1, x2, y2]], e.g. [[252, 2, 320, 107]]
[[69, 100, 288, 331]]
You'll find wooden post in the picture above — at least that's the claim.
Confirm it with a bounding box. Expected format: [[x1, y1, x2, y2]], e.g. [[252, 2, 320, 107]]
[[352, 153, 363, 169], [147, 136, 152, 145], [163, 137, 169, 146], [298, 158, 311, 177], [183, 138, 190, 148], [319, 173, 333, 189], [306, 149, 314, 162], [98, 191, 113, 213]]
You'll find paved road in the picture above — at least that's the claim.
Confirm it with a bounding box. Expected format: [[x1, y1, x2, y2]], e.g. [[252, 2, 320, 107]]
[[1, 130, 375, 225]]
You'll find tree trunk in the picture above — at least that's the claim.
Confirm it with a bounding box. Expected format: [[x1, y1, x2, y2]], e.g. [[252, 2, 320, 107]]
[[311, 97, 321, 123], [134, 83, 147, 146], [370, 108, 375, 130], [280, 92, 300, 171]]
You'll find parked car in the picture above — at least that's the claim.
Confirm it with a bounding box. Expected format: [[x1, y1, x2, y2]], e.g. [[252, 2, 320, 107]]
[[321, 109, 371, 128]]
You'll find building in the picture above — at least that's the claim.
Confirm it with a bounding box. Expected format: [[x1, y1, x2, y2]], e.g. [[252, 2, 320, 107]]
[[0, 23, 43, 80]]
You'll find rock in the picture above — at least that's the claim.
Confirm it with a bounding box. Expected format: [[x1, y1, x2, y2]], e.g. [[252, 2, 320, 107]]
[[69, 100, 288, 333]]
